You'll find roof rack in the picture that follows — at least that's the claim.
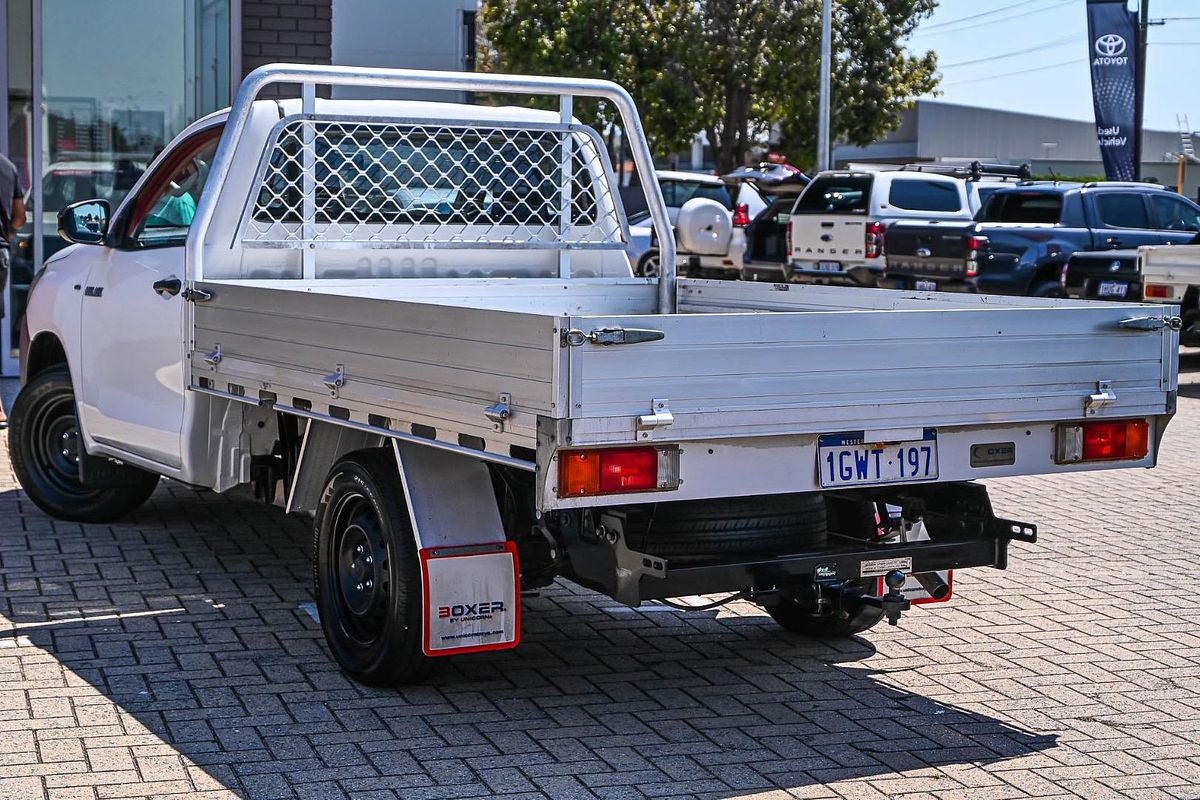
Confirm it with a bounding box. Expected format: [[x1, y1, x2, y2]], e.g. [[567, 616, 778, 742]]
[[1080, 180, 1169, 189], [900, 161, 1031, 181]]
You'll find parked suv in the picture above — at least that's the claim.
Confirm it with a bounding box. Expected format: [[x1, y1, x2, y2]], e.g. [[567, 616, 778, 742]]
[[882, 182, 1200, 296], [785, 169, 976, 286]]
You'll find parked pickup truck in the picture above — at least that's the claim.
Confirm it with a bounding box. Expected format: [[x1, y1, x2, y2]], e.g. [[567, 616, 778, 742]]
[[882, 182, 1200, 296], [1137, 242, 1200, 346], [8, 65, 1180, 687]]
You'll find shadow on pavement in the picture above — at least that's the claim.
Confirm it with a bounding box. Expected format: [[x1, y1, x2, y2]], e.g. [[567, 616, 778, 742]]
[[0, 483, 1056, 798]]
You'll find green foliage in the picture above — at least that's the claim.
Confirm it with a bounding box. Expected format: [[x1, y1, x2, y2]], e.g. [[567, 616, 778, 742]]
[[480, 0, 940, 173]]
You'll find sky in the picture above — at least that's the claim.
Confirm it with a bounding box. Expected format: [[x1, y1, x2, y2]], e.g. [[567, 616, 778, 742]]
[[905, 0, 1199, 133]]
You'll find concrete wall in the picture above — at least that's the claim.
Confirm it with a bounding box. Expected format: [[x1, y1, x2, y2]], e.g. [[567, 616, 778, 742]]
[[331, 0, 479, 101]]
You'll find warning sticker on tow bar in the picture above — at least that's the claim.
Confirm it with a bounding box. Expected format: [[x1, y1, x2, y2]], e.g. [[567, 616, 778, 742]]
[[860, 556, 912, 578]]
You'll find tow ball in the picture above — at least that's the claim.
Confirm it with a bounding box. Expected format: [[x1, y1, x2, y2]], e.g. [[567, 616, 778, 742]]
[[859, 570, 912, 626]]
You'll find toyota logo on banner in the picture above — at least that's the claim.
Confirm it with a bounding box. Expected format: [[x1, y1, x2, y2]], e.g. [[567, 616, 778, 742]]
[[1094, 34, 1127, 57]]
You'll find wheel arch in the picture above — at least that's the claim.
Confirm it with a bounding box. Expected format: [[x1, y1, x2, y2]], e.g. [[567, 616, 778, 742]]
[[22, 331, 70, 385]]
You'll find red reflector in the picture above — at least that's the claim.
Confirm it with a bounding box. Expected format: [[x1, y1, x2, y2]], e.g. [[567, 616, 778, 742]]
[[1144, 284, 1171, 298], [558, 447, 668, 497], [1082, 419, 1149, 461], [732, 202, 750, 227]]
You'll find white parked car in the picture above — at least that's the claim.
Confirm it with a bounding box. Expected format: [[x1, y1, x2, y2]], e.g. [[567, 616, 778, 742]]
[[627, 170, 734, 264], [787, 170, 977, 286]]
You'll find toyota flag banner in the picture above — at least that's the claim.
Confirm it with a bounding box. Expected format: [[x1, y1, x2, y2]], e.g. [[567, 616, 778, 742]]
[[1086, 0, 1139, 181]]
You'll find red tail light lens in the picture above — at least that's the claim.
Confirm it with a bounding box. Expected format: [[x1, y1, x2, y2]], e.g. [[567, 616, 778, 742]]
[[1144, 284, 1171, 298], [557, 446, 680, 498], [732, 202, 750, 227], [1055, 419, 1149, 463], [964, 235, 987, 278], [865, 221, 886, 259]]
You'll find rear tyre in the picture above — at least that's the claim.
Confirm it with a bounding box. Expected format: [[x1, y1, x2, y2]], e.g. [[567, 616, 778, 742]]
[[636, 249, 660, 278], [766, 586, 885, 638], [9, 366, 159, 522], [623, 493, 827, 558], [313, 448, 441, 686], [1031, 280, 1066, 298]]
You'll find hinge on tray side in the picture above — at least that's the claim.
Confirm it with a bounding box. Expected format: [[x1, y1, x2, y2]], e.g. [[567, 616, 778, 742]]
[[202, 343, 222, 368], [485, 392, 513, 432], [323, 364, 345, 398], [636, 398, 674, 439], [1084, 380, 1116, 416]]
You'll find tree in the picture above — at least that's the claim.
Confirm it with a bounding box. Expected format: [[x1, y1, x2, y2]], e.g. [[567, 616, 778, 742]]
[[480, 0, 940, 174]]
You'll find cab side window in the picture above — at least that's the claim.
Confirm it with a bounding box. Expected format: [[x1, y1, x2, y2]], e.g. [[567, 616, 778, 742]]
[[1151, 195, 1200, 232], [1095, 192, 1151, 229], [125, 126, 223, 248]]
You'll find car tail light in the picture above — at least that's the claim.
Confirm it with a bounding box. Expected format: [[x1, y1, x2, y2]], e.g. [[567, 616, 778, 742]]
[[732, 202, 750, 227], [557, 446, 680, 498], [786, 220, 793, 253], [964, 235, 987, 278], [865, 221, 886, 259], [1144, 283, 1172, 298], [1055, 419, 1149, 464]]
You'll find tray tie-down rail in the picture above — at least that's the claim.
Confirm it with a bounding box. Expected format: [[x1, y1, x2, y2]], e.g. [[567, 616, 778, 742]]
[[556, 482, 1036, 616]]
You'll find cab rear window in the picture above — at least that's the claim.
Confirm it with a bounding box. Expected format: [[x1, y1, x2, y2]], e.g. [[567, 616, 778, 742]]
[[793, 175, 872, 214], [978, 192, 1064, 224], [888, 179, 962, 212]]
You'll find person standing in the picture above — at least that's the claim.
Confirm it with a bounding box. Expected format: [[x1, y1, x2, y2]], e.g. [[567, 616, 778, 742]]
[[0, 152, 26, 429]]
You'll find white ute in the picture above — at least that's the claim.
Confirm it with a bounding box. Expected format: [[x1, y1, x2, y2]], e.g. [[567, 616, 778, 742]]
[[10, 65, 1180, 685]]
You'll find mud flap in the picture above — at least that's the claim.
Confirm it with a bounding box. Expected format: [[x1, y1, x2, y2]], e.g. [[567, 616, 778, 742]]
[[420, 542, 520, 656], [392, 441, 521, 657]]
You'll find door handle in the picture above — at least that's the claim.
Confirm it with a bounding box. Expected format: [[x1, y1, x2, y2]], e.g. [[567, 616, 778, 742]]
[[1105, 237, 1122, 248], [153, 277, 181, 297]]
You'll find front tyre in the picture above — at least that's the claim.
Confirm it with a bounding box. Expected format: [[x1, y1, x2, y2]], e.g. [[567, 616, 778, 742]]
[[9, 366, 158, 522], [313, 449, 440, 686]]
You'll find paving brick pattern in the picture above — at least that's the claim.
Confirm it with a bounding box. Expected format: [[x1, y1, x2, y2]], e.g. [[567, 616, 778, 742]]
[[0, 355, 1198, 800]]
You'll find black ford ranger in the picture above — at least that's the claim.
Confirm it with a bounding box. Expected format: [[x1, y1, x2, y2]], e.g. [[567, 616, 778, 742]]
[[880, 182, 1200, 296]]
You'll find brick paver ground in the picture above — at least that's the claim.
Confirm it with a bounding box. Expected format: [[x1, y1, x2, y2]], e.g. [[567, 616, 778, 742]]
[[0, 353, 1198, 800]]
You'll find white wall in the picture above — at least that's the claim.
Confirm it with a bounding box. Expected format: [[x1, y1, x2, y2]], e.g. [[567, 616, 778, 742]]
[[331, 0, 479, 101]]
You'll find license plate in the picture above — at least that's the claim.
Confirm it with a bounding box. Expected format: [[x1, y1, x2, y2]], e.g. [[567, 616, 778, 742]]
[[816, 260, 841, 272], [914, 279, 937, 292], [818, 429, 939, 488], [1097, 280, 1128, 297]]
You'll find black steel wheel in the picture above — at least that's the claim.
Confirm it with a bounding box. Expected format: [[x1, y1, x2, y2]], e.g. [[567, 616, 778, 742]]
[[8, 366, 158, 522], [313, 448, 440, 686]]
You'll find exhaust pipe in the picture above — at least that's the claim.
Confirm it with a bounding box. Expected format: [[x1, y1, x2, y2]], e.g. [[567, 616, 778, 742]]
[[913, 571, 950, 601]]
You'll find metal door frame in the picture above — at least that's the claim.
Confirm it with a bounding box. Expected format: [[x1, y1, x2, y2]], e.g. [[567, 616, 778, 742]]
[[0, 0, 238, 377]]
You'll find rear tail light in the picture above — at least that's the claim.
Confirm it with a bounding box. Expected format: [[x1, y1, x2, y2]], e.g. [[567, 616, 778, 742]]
[[1144, 283, 1172, 299], [865, 221, 886, 259], [964, 235, 987, 278], [1055, 419, 1149, 464], [732, 202, 750, 227], [557, 446, 680, 498], [786, 220, 793, 254]]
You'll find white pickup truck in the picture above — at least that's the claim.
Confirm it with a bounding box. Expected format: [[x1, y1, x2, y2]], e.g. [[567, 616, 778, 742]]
[[1140, 242, 1200, 346], [8, 65, 1181, 686]]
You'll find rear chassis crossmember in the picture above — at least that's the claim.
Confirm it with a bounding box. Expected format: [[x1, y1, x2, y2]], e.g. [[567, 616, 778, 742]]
[[558, 482, 1037, 606]]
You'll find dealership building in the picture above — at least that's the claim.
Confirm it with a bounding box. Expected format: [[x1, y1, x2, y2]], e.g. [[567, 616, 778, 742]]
[[834, 99, 1196, 198], [1, 0, 479, 375]]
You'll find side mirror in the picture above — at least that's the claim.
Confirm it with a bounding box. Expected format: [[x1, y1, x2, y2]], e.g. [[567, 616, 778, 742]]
[[58, 199, 110, 246]]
